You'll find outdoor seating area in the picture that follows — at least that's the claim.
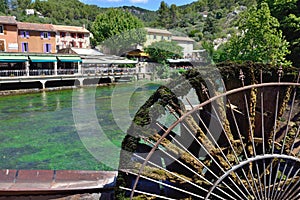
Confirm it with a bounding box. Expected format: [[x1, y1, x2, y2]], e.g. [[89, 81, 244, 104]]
[[0, 53, 81, 77], [0, 52, 138, 78]]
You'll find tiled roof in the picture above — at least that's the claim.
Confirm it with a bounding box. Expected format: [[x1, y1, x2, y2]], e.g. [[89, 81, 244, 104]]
[[17, 22, 55, 32], [172, 36, 195, 42], [145, 27, 172, 35], [0, 16, 17, 25], [53, 25, 90, 33]]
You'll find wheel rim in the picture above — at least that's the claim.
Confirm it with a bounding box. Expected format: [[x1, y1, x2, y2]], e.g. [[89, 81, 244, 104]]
[[118, 66, 300, 200]]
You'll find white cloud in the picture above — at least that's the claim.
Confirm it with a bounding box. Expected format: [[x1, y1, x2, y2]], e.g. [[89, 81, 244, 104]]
[[129, 0, 148, 3]]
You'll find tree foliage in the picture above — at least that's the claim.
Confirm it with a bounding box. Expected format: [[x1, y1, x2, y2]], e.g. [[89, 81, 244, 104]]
[[91, 9, 146, 55], [144, 40, 183, 64], [217, 3, 290, 65], [5, 0, 103, 27], [0, 0, 8, 14], [257, 0, 300, 66]]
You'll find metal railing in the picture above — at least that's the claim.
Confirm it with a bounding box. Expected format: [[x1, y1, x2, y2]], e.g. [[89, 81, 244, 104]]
[[29, 69, 55, 76], [0, 68, 137, 77], [0, 70, 27, 77], [57, 69, 78, 75], [82, 68, 136, 76], [0, 69, 78, 77]]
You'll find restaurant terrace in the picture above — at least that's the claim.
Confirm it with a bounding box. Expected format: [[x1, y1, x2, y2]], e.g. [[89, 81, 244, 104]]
[[0, 52, 138, 90]]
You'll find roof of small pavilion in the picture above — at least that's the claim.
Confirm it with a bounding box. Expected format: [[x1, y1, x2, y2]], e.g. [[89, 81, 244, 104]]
[[122, 49, 149, 57], [57, 48, 137, 65]]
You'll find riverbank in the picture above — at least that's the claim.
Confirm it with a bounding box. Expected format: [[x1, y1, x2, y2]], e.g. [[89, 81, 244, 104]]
[[0, 78, 169, 96], [0, 83, 113, 96]]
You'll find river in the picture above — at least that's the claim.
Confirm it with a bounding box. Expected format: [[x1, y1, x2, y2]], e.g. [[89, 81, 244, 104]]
[[0, 82, 160, 171]]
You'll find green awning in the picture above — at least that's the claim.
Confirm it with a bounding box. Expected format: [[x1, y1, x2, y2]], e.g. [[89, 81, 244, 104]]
[[57, 56, 81, 62], [0, 55, 28, 62], [29, 56, 57, 62]]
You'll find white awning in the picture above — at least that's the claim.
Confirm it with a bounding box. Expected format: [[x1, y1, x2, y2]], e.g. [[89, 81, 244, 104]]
[[167, 58, 191, 63]]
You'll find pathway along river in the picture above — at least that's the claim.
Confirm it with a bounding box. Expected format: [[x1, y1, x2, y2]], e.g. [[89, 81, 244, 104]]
[[0, 82, 160, 171]]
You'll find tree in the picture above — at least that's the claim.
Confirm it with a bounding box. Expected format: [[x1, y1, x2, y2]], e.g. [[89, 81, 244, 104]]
[[0, 0, 8, 14], [91, 8, 146, 55], [203, 13, 221, 38], [257, 0, 300, 67], [157, 1, 170, 28], [144, 40, 183, 64], [217, 3, 290, 66], [169, 4, 180, 28]]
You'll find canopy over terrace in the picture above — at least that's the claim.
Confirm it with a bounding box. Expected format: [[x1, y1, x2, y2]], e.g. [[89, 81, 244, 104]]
[[0, 53, 81, 63], [0, 55, 28, 63], [167, 58, 193, 68], [121, 49, 149, 62], [81, 56, 138, 65], [0, 53, 82, 76], [122, 49, 149, 57]]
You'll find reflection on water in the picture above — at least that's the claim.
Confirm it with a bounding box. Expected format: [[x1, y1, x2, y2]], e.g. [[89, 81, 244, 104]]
[[0, 83, 159, 170]]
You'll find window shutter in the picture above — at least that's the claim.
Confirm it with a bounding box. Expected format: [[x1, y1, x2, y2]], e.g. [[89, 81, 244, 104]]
[[26, 31, 29, 38], [49, 44, 52, 53], [20, 31, 24, 38], [48, 32, 51, 40], [43, 44, 46, 53], [21, 43, 24, 52], [41, 32, 44, 39]]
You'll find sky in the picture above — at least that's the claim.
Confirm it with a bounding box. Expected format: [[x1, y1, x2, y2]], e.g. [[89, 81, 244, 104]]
[[79, 0, 198, 11]]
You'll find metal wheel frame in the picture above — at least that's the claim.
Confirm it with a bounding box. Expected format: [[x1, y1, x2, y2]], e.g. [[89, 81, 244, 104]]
[[121, 72, 300, 199]]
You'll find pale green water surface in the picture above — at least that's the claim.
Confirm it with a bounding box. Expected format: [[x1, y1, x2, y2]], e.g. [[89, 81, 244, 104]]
[[0, 83, 160, 170]]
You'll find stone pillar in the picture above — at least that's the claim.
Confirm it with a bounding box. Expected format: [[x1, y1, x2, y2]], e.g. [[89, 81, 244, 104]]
[[25, 61, 30, 76], [78, 61, 82, 75], [54, 62, 58, 75], [40, 80, 47, 90], [109, 76, 115, 83], [78, 78, 84, 87]]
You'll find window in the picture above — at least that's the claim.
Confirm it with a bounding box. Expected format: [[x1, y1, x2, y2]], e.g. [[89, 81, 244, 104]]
[[0, 25, 3, 34], [162, 36, 164, 40], [79, 41, 83, 48], [41, 32, 50, 39], [153, 35, 156, 39], [21, 31, 29, 38], [78, 33, 84, 38], [70, 41, 76, 47], [21, 31, 26, 38], [44, 43, 51, 53], [71, 33, 76, 38], [22, 42, 29, 52], [60, 32, 66, 38]]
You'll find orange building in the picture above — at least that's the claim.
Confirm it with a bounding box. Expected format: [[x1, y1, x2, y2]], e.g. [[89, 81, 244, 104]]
[[0, 16, 18, 52], [17, 22, 56, 53]]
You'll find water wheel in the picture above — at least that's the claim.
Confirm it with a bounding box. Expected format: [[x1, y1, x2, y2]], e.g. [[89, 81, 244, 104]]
[[116, 62, 300, 199]]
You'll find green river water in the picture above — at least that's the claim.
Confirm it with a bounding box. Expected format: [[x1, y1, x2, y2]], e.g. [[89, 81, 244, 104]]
[[0, 82, 160, 171]]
